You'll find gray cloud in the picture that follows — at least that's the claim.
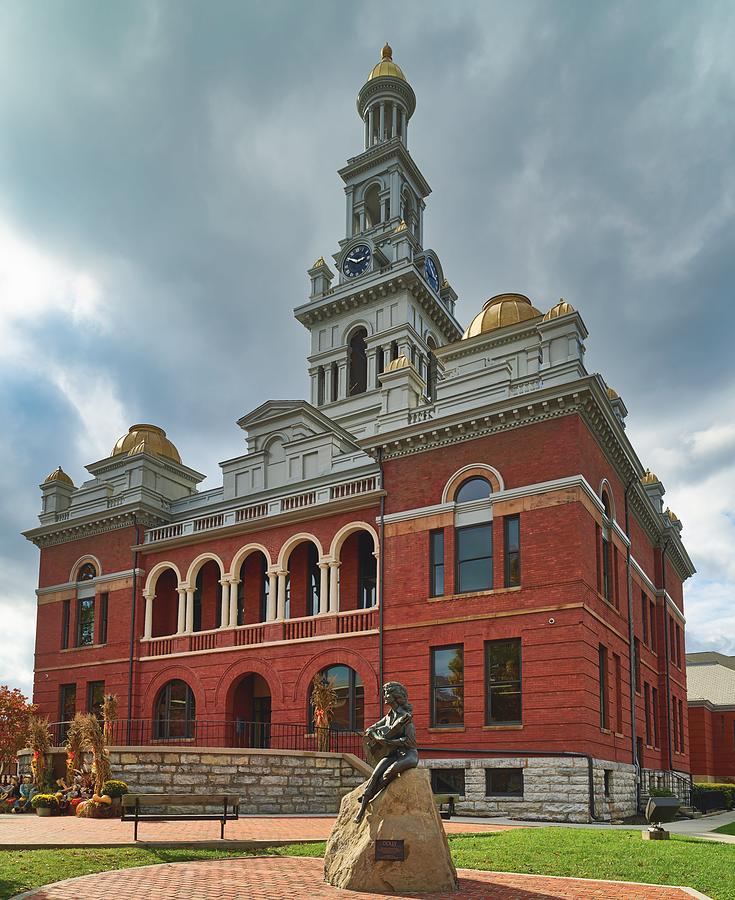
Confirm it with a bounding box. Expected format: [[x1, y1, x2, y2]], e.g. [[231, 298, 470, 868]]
[[1, 0, 733, 694]]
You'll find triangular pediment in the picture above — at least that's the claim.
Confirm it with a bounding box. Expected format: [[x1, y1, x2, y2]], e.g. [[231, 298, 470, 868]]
[[237, 400, 360, 450]]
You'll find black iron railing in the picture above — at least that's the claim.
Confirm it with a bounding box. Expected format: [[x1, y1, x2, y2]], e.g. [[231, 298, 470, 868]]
[[640, 768, 692, 808], [46, 719, 365, 757]]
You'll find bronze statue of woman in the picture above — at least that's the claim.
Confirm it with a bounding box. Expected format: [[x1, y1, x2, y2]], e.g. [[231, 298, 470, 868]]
[[354, 681, 418, 824]]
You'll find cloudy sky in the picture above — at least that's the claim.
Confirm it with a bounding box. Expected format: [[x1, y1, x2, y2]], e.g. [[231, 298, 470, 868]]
[[1, 1, 733, 699]]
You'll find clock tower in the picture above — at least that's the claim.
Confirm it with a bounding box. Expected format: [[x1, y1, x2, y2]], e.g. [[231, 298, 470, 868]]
[[294, 44, 462, 439]]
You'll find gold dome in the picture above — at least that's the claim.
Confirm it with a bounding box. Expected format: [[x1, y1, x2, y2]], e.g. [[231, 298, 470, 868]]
[[312, 256, 327, 269], [606, 386, 619, 400], [44, 466, 73, 487], [462, 293, 542, 339], [543, 298, 575, 321], [394, 219, 408, 232], [641, 469, 660, 485], [367, 43, 407, 82], [111, 424, 181, 464], [385, 354, 410, 372], [665, 507, 680, 524]]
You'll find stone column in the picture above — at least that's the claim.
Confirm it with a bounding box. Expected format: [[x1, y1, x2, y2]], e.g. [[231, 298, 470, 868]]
[[364, 114, 369, 149], [219, 580, 230, 628], [318, 561, 330, 615], [276, 570, 288, 620], [176, 589, 186, 634], [185, 588, 194, 634], [267, 568, 278, 621], [143, 592, 154, 640], [338, 361, 347, 399], [392, 102, 398, 139], [367, 105, 374, 145], [367, 348, 377, 389], [229, 578, 240, 628], [328, 561, 341, 614], [379, 102, 385, 142]]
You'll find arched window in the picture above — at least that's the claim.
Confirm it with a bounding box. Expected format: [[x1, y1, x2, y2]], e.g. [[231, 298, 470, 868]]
[[455, 477, 492, 503], [358, 532, 377, 609], [154, 679, 195, 739], [307, 544, 321, 617], [364, 184, 381, 228], [426, 337, 438, 402], [77, 562, 97, 582], [348, 328, 368, 396], [310, 665, 364, 732], [600, 491, 612, 601]]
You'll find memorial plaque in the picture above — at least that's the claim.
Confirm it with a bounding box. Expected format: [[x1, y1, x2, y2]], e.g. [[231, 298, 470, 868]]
[[375, 839, 405, 861]]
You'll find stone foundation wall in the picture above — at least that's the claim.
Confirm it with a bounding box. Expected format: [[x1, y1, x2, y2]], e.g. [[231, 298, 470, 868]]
[[421, 756, 637, 823], [18, 746, 369, 816]]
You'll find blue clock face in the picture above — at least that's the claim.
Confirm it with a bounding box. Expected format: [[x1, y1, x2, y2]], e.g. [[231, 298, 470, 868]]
[[425, 256, 440, 293], [342, 244, 372, 278]]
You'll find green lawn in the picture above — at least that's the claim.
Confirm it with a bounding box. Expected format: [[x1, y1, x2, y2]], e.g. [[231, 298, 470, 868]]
[[714, 821, 735, 836], [0, 829, 733, 900]]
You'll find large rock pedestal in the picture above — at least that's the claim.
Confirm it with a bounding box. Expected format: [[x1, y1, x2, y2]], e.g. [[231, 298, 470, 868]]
[[324, 768, 458, 894]]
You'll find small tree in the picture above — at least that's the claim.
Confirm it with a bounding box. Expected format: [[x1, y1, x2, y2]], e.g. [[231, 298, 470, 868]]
[[311, 673, 337, 752], [0, 685, 36, 776]]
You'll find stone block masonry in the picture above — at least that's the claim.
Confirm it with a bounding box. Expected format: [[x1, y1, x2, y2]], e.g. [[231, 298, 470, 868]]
[[19, 746, 369, 816], [420, 756, 637, 823]]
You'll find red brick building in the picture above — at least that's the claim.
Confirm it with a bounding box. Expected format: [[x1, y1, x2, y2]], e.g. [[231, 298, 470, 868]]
[[24, 46, 695, 821], [687, 652, 735, 783]]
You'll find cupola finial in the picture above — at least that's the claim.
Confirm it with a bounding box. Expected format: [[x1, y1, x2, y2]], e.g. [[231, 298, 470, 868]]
[[382, 42, 392, 60]]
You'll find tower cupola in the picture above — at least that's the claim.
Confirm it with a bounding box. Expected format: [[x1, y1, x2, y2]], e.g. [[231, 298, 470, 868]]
[[357, 44, 416, 150]]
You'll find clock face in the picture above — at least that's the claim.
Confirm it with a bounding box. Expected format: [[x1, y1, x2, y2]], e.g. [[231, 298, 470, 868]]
[[425, 256, 440, 293], [342, 244, 372, 278]]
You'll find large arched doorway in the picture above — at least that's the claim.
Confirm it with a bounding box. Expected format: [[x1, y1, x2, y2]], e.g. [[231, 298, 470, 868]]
[[231, 673, 271, 748]]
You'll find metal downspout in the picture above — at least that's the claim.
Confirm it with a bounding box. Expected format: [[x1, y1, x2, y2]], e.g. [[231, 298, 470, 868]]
[[377, 447, 385, 691], [660, 539, 673, 771], [624, 479, 640, 811], [126, 515, 141, 744]]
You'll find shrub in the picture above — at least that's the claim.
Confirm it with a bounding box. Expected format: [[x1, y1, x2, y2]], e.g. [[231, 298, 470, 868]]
[[648, 788, 674, 797], [31, 793, 59, 810], [102, 780, 128, 798], [693, 783, 735, 810]]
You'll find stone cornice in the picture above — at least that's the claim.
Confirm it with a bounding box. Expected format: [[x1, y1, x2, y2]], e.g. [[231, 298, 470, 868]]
[[294, 264, 462, 342], [23, 508, 164, 549], [361, 375, 695, 580], [339, 137, 430, 197]]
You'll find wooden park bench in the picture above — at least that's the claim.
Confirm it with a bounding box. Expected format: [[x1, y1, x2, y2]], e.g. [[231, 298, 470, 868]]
[[434, 793, 457, 820], [122, 793, 239, 841]]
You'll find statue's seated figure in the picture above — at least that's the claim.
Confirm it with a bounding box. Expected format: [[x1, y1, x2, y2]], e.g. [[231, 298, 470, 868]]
[[355, 681, 419, 824]]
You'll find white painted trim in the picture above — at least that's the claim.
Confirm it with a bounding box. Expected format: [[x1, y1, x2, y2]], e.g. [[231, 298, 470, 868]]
[[36, 568, 146, 596], [441, 462, 505, 502], [382, 474, 607, 526], [630, 556, 657, 594], [659, 589, 686, 623]]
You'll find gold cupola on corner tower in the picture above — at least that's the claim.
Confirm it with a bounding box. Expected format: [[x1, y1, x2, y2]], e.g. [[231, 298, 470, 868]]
[[462, 293, 543, 339], [111, 424, 181, 463], [357, 43, 416, 150]]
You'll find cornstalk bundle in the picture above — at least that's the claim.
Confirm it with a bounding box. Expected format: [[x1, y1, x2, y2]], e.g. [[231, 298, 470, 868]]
[[102, 693, 118, 744], [79, 713, 111, 794], [65, 713, 87, 781], [26, 716, 51, 789], [311, 674, 337, 752]]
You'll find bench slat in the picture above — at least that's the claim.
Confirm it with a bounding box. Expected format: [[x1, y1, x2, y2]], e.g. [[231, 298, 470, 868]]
[[123, 794, 238, 807]]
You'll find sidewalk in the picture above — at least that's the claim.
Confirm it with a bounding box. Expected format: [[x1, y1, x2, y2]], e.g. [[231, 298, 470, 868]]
[[458, 809, 735, 843], [0, 813, 514, 849], [11, 856, 713, 900]]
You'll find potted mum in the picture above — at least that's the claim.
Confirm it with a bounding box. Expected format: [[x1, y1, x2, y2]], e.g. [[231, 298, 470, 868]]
[[102, 779, 128, 816], [31, 793, 59, 817]]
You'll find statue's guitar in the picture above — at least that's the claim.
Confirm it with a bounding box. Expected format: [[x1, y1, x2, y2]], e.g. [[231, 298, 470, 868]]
[[363, 712, 412, 765]]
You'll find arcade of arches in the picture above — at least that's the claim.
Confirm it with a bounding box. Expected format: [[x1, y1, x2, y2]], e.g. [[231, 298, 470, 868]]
[[143, 525, 378, 640]]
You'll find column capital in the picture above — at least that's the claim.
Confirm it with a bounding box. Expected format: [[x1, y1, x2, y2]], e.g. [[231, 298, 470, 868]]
[[142, 590, 155, 601], [328, 560, 342, 569], [179, 583, 192, 592], [317, 559, 331, 570]]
